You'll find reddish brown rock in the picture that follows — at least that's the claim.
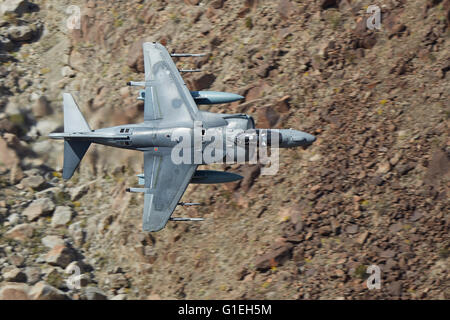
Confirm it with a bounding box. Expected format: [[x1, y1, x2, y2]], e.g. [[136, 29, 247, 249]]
[[45, 245, 77, 268], [274, 96, 291, 113], [189, 73, 216, 90], [245, 82, 270, 101], [127, 38, 146, 73], [0, 136, 20, 169], [4, 224, 34, 242], [92, 86, 107, 110], [257, 106, 280, 128], [210, 0, 225, 9], [278, 0, 296, 19], [255, 242, 294, 271], [237, 6, 250, 18], [0, 284, 30, 300], [29, 282, 68, 300], [240, 165, 261, 192], [424, 149, 449, 186], [32, 96, 52, 118], [244, 0, 259, 9], [387, 281, 402, 296]]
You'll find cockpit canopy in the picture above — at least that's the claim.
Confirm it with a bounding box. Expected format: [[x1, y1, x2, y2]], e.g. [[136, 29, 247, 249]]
[[222, 114, 255, 130], [235, 129, 281, 147]]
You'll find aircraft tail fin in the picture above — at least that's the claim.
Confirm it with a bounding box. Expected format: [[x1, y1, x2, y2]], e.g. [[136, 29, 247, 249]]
[[63, 93, 91, 133], [62, 93, 91, 179]]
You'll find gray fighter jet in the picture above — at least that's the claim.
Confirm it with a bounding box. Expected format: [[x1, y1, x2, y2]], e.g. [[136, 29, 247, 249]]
[[49, 42, 316, 232]]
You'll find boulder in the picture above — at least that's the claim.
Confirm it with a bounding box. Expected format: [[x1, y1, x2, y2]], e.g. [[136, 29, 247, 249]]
[[240, 165, 261, 192], [7, 25, 34, 42], [387, 281, 402, 297], [3, 267, 27, 282], [24, 267, 41, 285], [4, 223, 34, 242], [29, 282, 69, 300], [127, 38, 146, 73], [184, 0, 201, 5], [0, 0, 35, 17], [85, 287, 107, 300], [321, 0, 340, 10], [32, 96, 52, 118], [106, 273, 129, 290], [34, 119, 60, 136], [0, 136, 20, 170], [23, 197, 55, 221], [51, 206, 73, 228], [45, 245, 77, 268], [20, 175, 45, 190], [61, 66, 76, 78], [41, 235, 65, 249], [8, 253, 24, 267], [189, 73, 216, 90], [424, 149, 449, 186], [256, 106, 279, 127], [345, 224, 359, 234], [278, 0, 296, 19], [7, 213, 19, 226], [254, 242, 293, 271], [0, 35, 14, 51], [274, 95, 291, 113], [210, 0, 224, 9], [70, 184, 89, 201], [0, 283, 30, 300]]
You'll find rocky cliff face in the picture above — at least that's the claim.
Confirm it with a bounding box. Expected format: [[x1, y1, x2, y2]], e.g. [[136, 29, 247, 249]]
[[0, 0, 448, 300]]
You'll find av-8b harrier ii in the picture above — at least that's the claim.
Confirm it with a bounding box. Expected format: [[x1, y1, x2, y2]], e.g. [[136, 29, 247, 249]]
[[49, 42, 316, 232]]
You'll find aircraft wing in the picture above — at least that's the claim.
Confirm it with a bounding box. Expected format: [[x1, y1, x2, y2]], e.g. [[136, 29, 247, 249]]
[[142, 42, 199, 125], [142, 148, 198, 232]]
